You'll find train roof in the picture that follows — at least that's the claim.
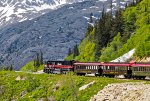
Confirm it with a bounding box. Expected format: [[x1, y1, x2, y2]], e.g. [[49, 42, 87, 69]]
[[102, 62, 131, 66], [74, 62, 102, 66], [131, 62, 150, 67], [74, 62, 130, 66]]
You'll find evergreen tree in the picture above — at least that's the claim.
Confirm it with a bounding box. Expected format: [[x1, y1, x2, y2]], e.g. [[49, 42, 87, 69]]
[[36, 52, 40, 67], [9, 64, 13, 71], [34, 59, 36, 68], [86, 13, 94, 36], [68, 48, 72, 56], [89, 13, 93, 23], [111, 9, 124, 39], [110, 0, 113, 16], [73, 44, 79, 58], [40, 51, 43, 65]]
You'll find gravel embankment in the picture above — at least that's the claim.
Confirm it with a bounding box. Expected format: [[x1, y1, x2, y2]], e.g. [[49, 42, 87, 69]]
[[90, 82, 150, 101]]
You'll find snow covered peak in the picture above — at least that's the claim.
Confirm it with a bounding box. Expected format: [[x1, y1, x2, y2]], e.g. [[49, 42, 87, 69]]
[[0, 0, 88, 29]]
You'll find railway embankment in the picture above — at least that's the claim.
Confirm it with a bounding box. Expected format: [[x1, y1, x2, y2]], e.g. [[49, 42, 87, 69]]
[[90, 82, 150, 101]]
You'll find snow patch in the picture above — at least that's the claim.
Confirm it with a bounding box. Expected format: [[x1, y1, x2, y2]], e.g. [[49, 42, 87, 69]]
[[68, 7, 74, 9], [97, 0, 107, 2], [92, 16, 98, 19], [112, 3, 117, 6], [83, 16, 90, 20], [82, 9, 86, 10], [106, 8, 111, 12], [88, 22, 94, 27], [90, 6, 99, 9], [111, 49, 135, 62]]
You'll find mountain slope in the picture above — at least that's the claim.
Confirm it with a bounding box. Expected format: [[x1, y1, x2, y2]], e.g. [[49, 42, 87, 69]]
[[0, 0, 89, 29], [0, 0, 102, 69], [66, 0, 150, 62], [0, 0, 133, 69]]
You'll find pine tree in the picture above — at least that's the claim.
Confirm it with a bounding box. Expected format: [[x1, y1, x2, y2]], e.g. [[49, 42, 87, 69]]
[[9, 64, 13, 71], [86, 13, 94, 36], [110, 0, 113, 16], [34, 59, 36, 68], [89, 13, 93, 23], [73, 44, 79, 58], [36, 52, 40, 67], [40, 51, 43, 65], [68, 48, 72, 56]]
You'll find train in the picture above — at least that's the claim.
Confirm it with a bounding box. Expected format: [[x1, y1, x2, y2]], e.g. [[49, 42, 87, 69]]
[[43, 60, 150, 79]]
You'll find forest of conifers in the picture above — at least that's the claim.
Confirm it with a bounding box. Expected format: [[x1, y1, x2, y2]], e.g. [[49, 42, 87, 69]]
[[66, 0, 150, 62]]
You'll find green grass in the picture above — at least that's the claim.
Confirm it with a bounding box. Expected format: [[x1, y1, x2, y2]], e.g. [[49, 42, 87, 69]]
[[0, 71, 147, 101], [21, 61, 44, 72]]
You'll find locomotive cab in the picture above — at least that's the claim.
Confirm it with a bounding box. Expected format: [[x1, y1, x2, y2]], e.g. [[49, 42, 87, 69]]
[[43, 60, 74, 74]]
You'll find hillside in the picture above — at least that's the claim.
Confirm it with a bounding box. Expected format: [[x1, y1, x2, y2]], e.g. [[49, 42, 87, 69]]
[[0, 0, 99, 70], [0, 0, 133, 70], [0, 71, 144, 101], [66, 0, 150, 62]]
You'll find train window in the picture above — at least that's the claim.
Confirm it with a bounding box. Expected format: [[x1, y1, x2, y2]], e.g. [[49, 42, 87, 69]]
[[148, 67, 150, 71], [143, 67, 146, 71], [137, 67, 139, 71], [135, 67, 138, 71], [139, 67, 141, 71], [108, 66, 110, 70], [51, 62, 53, 65], [142, 67, 144, 71], [57, 63, 62, 65], [110, 66, 115, 70], [103, 66, 105, 70], [133, 67, 135, 71], [141, 67, 143, 71], [95, 66, 97, 69], [140, 67, 143, 71]]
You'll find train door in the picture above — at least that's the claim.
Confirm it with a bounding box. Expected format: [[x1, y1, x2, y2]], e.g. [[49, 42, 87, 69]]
[[127, 67, 132, 78], [97, 66, 103, 76]]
